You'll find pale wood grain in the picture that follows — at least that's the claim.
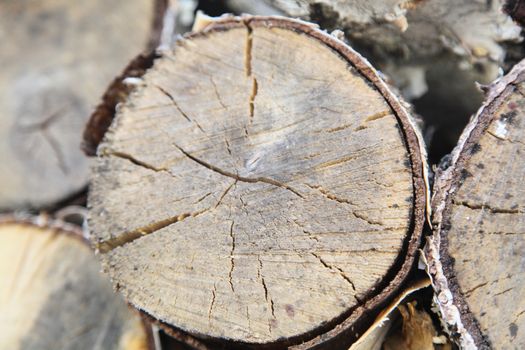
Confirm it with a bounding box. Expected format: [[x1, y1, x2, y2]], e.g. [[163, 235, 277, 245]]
[[0, 219, 149, 350]]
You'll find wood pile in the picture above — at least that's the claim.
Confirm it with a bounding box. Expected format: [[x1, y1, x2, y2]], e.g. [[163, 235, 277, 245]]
[[1, 1, 523, 349]]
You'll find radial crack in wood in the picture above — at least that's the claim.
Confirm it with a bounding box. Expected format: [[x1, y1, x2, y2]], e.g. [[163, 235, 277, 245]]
[[87, 16, 427, 348], [427, 59, 525, 349], [174, 143, 304, 198]]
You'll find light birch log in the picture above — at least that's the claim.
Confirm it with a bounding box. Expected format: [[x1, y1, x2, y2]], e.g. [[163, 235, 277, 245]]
[[0, 215, 150, 350]]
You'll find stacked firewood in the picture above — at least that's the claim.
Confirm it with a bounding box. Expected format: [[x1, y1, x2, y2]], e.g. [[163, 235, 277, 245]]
[[1, 1, 524, 349]]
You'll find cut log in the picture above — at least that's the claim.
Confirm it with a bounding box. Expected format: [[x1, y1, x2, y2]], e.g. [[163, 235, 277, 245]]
[[0, 215, 150, 350], [86, 16, 428, 348], [0, 0, 166, 210], [426, 59, 525, 349]]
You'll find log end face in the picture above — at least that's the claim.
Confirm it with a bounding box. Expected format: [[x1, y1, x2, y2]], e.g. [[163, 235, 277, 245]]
[[89, 16, 427, 347]]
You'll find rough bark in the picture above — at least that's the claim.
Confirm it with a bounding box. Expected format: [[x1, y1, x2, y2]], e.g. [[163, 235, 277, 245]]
[[262, 0, 419, 29], [0, 215, 150, 350], [86, 15, 428, 348], [225, 0, 284, 16], [0, 0, 166, 210], [426, 59, 525, 349]]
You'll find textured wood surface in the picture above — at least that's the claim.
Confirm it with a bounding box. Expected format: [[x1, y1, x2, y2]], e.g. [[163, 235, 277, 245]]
[[0, 217, 149, 350], [427, 59, 525, 349], [88, 16, 427, 348], [0, 0, 157, 209]]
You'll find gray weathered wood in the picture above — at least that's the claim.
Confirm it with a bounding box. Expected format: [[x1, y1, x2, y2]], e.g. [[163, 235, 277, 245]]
[[263, 0, 415, 29], [87, 16, 427, 348], [427, 59, 525, 349], [0, 0, 161, 209]]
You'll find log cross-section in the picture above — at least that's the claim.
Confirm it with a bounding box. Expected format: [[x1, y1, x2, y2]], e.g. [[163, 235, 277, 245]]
[[87, 16, 427, 349], [427, 59, 525, 349]]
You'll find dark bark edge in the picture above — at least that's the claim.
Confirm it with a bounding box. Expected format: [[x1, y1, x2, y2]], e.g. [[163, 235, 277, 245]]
[[504, 0, 525, 27]]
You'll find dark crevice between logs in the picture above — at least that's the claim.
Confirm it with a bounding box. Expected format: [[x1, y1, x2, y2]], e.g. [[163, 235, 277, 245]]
[[504, 0, 525, 27]]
